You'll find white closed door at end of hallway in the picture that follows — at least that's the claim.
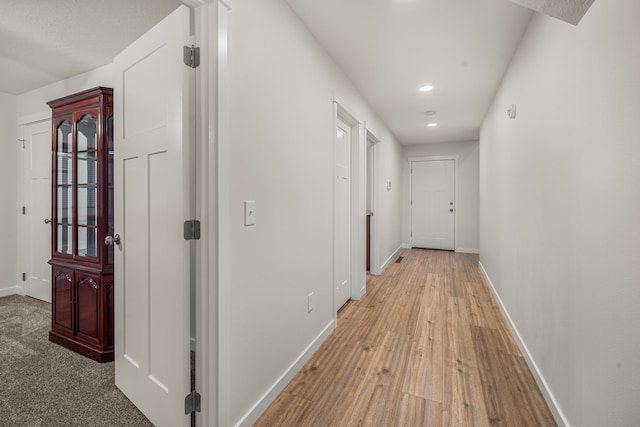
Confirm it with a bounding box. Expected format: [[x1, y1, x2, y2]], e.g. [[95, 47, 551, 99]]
[[113, 5, 193, 427], [411, 160, 455, 250], [335, 118, 351, 311], [22, 119, 52, 303]]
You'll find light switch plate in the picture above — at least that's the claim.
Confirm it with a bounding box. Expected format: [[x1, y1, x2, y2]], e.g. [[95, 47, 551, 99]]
[[244, 200, 256, 226], [307, 292, 314, 313]]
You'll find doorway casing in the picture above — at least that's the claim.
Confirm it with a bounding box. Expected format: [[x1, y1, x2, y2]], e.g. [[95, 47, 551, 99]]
[[332, 96, 367, 316], [364, 126, 380, 275]]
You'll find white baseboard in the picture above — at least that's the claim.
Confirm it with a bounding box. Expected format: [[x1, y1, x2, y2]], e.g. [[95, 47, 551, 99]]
[[379, 245, 403, 274], [456, 247, 479, 254], [478, 262, 569, 427], [401, 243, 411, 249], [236, 319, 336, 427], [0, 286, 21, 298]]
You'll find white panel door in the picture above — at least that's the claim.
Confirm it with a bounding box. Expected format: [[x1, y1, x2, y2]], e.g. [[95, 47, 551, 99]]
[[21, 119, 52, 302], [411, 160, 455, 250], [113, 6, 193, 427], [335, 118, 351, 310]]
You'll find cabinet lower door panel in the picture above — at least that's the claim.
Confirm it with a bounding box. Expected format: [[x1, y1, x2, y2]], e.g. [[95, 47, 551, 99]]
[[76, 274, 100, 342], [52, 267, 74, 332], [48, 264, 114, 362]]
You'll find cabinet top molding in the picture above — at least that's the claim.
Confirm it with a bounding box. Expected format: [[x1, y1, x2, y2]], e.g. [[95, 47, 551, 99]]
[[47, 86, 113, 109]]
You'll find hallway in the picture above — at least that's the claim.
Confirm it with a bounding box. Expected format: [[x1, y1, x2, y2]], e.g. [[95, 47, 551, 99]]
[[256, 249, 556, 426]]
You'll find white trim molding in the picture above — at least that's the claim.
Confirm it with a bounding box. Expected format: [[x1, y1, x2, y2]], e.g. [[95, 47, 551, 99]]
[[478, 261, 569, 427], [456, 247, 480, 254], [379, 245, 403, 274], [0, 286, 21, 298], [236, 320, 336, 427]]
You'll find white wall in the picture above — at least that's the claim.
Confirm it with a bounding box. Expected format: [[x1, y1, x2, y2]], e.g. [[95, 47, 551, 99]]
[[16, 65, 115, 119], [372, 129, 404, 269], [0, 92, 18, 296], [402, 141, 480, 253], [480, 1, 640, 426], [222, 0, 403, 424]]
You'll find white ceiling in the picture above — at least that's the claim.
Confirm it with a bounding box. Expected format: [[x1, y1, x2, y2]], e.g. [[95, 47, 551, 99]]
[[1, 1, 550, 145], [285, 0, 534, 144], [0, 0, 184, 95]]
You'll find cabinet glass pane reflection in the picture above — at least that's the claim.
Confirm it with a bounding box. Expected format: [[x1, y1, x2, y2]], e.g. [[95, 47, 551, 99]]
[[77, 226, 97, 258], [57, 187, 73, 224], [77, 187, 97, 227], [57, 121, 72, 153], [57, 225, 73, 255], [76, 114, 98, 258], [56, 120, 73, 254], [77, 152, 97, 185], [76, 115, 96, 152], [57, 153, 73, 185]]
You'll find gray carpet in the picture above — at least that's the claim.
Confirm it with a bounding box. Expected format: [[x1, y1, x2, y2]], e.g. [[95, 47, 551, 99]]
[[0, 295, 153, 427]]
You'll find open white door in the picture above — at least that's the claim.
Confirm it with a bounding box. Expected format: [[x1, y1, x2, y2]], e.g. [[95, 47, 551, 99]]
[[113, 5, 193, 427], [335, 117, 352, 310]]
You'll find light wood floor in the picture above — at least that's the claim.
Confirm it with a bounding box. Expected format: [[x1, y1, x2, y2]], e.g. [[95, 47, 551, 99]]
[[255, 249, 556, 426]]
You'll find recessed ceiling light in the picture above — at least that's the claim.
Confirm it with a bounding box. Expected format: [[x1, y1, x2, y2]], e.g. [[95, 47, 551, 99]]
[[427, 123, 438, 127], [424, 110, 437, 116], [419, 85, 434, 92]]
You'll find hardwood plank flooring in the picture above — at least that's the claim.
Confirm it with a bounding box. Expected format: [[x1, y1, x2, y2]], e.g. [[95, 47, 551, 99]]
[[255, 249, 556, 426]]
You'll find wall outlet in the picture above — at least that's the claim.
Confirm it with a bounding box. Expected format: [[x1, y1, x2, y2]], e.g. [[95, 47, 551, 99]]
[[307, 292, 314, 313]]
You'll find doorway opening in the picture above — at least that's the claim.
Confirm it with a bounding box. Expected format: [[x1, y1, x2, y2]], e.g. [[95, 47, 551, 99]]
[[365, 128, 380, 275]]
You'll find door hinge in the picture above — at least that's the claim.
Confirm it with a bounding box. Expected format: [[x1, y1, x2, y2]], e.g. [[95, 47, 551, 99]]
[[22, 272, 26, 281], [183, 45, 200, 68], [184, 220, 201, 240], [22, 206, 26, 215], [184, 390, 201, 414]]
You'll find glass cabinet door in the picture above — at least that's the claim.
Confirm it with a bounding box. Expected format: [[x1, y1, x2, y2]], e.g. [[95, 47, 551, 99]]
[[56, 120, 73, 255], [76, 114, 98, 258]]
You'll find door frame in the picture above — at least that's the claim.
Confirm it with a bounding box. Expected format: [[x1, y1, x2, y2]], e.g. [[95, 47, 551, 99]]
[[17, 111, 52, 298], [408, 155, 459, 251], [195, 1, 232, 426], [364, 126, 380, 275], [332, 95, 367, 317]]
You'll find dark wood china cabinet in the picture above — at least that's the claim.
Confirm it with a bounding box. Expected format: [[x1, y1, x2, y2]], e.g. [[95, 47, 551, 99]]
[[47, 87, 115, 363]]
